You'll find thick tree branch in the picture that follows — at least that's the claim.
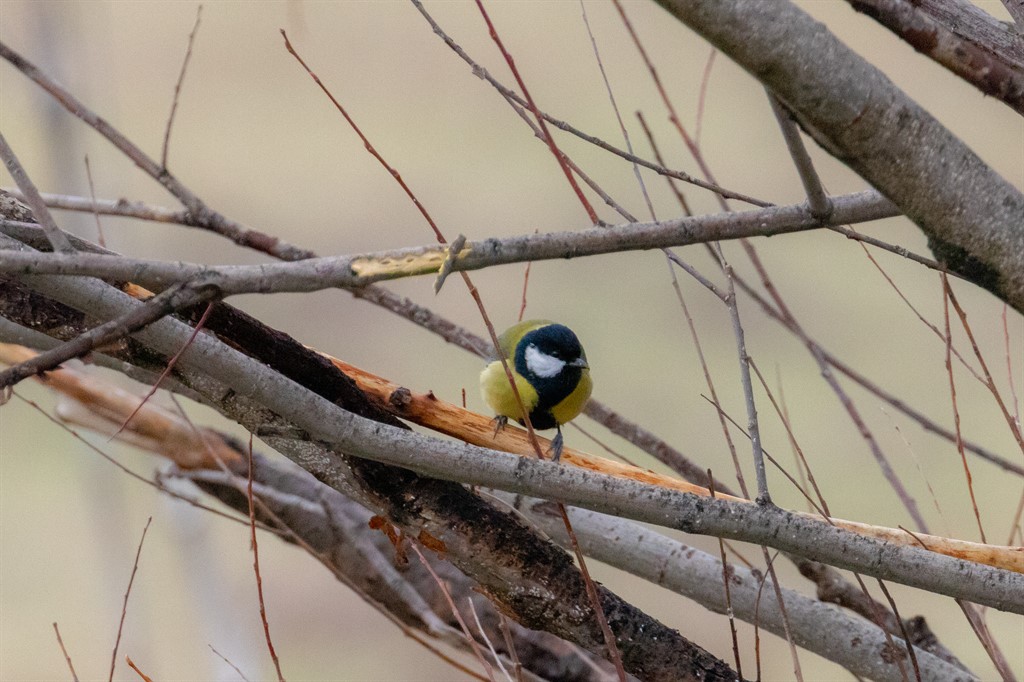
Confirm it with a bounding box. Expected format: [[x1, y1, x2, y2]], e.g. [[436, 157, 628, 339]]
[[1, 245, 738, 682], [2, 344, 977, 681], [848, 0, 1024, 114], [654, 0, 1024, 313], [5, 245, 1021, 614]]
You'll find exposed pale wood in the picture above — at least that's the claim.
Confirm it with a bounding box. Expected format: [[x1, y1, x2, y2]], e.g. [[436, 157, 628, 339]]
[[3, 340, 1020, 574]]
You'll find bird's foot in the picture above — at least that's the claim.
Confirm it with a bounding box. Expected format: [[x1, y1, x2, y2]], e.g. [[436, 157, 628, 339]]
[[491, 415, 508, 439], [550, 428, 564, 462]]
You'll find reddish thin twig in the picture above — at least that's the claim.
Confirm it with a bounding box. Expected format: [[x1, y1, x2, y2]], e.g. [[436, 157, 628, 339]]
[[853, 227, 985, 382], [467, 598, 509, 681], [694, 49, 716, 148], [956, 600, 1016, 680], [946, 282, 1024, 453], [281, 31, 623, 679], [112, 300, 216, 440], [209, 645, 252, 682], [52, 622, 80, 682], [125, 656, 154, 682], [109, 517, 153, 682], [748, 359, 830, 516], [83, 155, 107, 247], [941, 275, 986, 543], [613, 0, 727, 211], [473, 0, 599, 225], [517, 259, 532, 323], [1002, 305, 1021, 427], [409, 544, 497, 682], [876, 580, 920, 682], [496, 615, 524, 682], [162, 5, 203, 168], [247, 434, 285, 682], [708, 473, 743, 680]]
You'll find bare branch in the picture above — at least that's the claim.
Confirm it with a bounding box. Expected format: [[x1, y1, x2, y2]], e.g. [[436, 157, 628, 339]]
[[9, 262, 1022, 612], [655, 0, 1024, 312], [0, 133, 73, 253], [0, 190, 900, 291], [0, 40, 315, 262], [848, 0, 1024, 114]]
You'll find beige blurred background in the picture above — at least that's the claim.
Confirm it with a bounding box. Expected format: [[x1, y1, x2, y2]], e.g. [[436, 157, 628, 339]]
[[1, 1, 1021, 679]]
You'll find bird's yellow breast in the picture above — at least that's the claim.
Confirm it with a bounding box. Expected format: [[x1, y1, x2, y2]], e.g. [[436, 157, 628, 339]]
[[480, 360, 539, 422], [548, 369, 592, 426], [480, 360, 592, 428]]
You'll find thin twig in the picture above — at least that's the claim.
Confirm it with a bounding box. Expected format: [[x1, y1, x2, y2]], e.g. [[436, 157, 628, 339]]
[[758, 547, 803, 681], [876, 580, 921, 682], [109, 517, 153, 682], [474, 0, 599, 224], [247, 434, 286, 682], [956, 600, 1017, 681], [83, 156, 106, 247], [162, 5, 203, 168], [694, 49, 716, 148], [410, 544, 497, 682], [496, 616, 524, 682], [0, 283, 216, 390], [208, 645, 252, 682], [1002, 305, 1021, 426], [468, 598, 509, 681], [410, 0, 769, 207], [708, 474, 743, 680], [0, 40, 314, 261], [52, 623, 80, 682], [946, 281, 1024, 453], [0, 132, 73, 253], [766, 92, 832, 219], [580, 0, 655, 220], [125, 656, 154, 682], [849, 224, 985, 383], [828, 224, 959, 275], [110, 300, 217, 440], [941, 275, 986, 543]]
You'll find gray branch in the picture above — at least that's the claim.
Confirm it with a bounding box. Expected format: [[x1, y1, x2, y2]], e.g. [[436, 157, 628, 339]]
[[4, 236, 1020, 615], [655, 0, 1024, 313], [0, 190, 898, 292]]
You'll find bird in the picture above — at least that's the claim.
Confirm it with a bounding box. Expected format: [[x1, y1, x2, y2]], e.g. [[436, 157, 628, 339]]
[[479, 320, 592, 461]]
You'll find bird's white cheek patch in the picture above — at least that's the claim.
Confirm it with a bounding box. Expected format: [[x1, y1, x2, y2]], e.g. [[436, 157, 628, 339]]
[[525, 344, 565, 378]]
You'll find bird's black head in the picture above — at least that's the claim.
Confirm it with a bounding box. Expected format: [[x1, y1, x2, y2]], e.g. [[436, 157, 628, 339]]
[[514, 324, 588, 422], [521, 324, 584, 367]]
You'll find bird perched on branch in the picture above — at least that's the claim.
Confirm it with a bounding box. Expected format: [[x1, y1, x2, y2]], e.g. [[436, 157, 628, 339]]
[[480, 320, 592, 461]]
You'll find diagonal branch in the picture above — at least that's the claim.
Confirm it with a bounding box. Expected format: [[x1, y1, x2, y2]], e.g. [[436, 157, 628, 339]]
[[848, 0, 1024, 114], [7, 253, 1022, 613], [654, 0, 1024, 313]]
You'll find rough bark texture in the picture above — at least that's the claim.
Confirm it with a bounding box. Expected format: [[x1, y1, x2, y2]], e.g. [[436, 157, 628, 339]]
[[655, 0, 1024, 313]]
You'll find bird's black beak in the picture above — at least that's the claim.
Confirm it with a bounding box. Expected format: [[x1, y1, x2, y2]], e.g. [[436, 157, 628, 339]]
[[570, 357, 589, 369]]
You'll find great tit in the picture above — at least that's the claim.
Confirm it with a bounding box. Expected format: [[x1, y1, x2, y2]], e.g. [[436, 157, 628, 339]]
[[479, 320, 592, 461]]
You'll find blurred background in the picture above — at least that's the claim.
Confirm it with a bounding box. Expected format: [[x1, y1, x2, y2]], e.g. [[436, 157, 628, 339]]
[[1, 1, 1021, 679]]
